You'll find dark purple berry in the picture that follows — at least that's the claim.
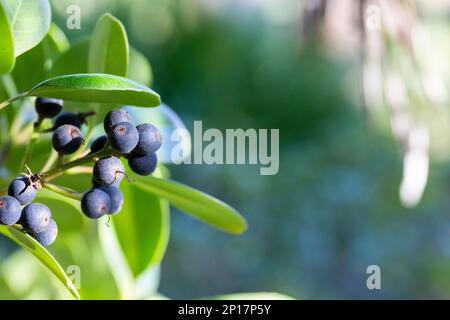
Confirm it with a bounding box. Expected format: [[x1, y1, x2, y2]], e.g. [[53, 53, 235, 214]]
[[35, 97, 63, 118], [109, 122, 139, 154], [133, 123, 162, 155], [81, 189, 111, 219]]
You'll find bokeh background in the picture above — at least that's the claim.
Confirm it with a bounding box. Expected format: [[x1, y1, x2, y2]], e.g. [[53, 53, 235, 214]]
[[1, 0, 450, 299]]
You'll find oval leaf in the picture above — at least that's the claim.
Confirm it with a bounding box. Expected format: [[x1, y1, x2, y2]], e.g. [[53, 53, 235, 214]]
[[0, 1, 14, 73], [0, 225, 80, 299], [133, 175, 247, 234], [1, 0, 51, 57], [25, 73, 161, 106], [113, 167, 170, 276], [12, 23, 69, 93], [88, 13, 129, 76]]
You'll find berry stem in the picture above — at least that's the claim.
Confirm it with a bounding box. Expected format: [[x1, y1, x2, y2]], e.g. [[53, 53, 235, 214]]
[[19, 118, 43, 174], [43, 147, 117, 181], [43, 183, 83, 201]]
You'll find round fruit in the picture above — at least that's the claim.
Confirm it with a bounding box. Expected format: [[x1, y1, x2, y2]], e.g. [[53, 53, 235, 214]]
[[32, 219, 58, 247], [0, 196, 22, 225], [93, 156, 125, 186], [35, 97, 63, 118], [128, 152, 158, 176], [90, 135, 108, 153], [21, 203, 52, 234], [52, 124, 84, 155], [54, 112, 82, 129], [104, 109, 133, 133], [109, 122, 139, 154], [133, 123, 162, 155], [98, 186, 124, 214], [81, 189, 111, 219], [8, 177, 37, 205]]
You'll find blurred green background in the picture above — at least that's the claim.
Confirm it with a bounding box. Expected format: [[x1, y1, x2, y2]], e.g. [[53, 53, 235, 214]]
[[1, 0, 450, 299]]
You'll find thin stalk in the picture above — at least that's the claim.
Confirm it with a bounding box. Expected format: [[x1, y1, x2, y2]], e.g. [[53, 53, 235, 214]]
[[43, 183, 83, 201], [41, 149, 59, 172], [43, 147, 116, 181], [19, 117, 43, 174]]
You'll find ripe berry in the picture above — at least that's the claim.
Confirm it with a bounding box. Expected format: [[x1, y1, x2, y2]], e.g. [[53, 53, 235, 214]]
[[93, 156, 125, 186], [90, 135, 108, 153], [35, 97, 63, 118], [52, 124, 84, 155], [0, 196, 22, 225], [81, 188, 111, 219], [104, 109, 133, 133], [21, 203, 52, 234], [128, 152, 158, 176], [98, 186, 124, 214], [8, 177, 37, 205], [54, 112, 82, 129], [133, 123, 162, 155], [109, 122, 139, 154], [31, 219, 58, 247]]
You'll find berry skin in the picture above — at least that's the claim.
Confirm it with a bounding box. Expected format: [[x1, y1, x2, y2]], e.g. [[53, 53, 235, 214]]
[[90, 135, 108, 154], [31, 219, 58, 247], [92, 176, 101, 188], [35, 97, 63, 118], [54, 112, 82, 129], [21, 203, 52, 234], [133, 123, 162, 155], [93, 156, 125, 186], [52, 124, 84, 155], [98, 186, 124, 214], [104, 109, 133, 133], [8, 177, 37, 205], [109, 122, 139, 154], [0, 196, 22, 225], [128, 152, 158, 176], [81, 189, 111, 219]]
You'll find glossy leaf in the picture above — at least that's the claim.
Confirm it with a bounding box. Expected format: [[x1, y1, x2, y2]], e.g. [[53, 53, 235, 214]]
[[0, 1, 14, 73], [12, 23, 69, 93], [0, 225, 80, 299], [88, 13, 129, 76], [24, 73, 160, 106], [113, 167, 170, 276], [1, 0, 51, 57], [132, 175, 247, 234]]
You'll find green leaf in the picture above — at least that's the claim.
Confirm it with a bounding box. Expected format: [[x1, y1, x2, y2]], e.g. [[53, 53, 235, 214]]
[[0, 225, 80, 299], [11, 23, 69, 93], [49, 38, 89, 77], [88, 13, 129, 76], [36, 188, 85, 233], [23, 73, 160, 106], [0, 1, 14, 73], [133, 175, 247, 234], [46, 23, 70, 54], [128, 47, 153, 87], [113, 167, 170, 276], [1, 0, 51, 57]]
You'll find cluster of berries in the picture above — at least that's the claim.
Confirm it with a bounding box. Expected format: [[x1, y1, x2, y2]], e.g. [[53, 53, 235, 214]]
[[0, 98, 162, 247], [81, 109, 162, 219], [0, 168, 56, 246]]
